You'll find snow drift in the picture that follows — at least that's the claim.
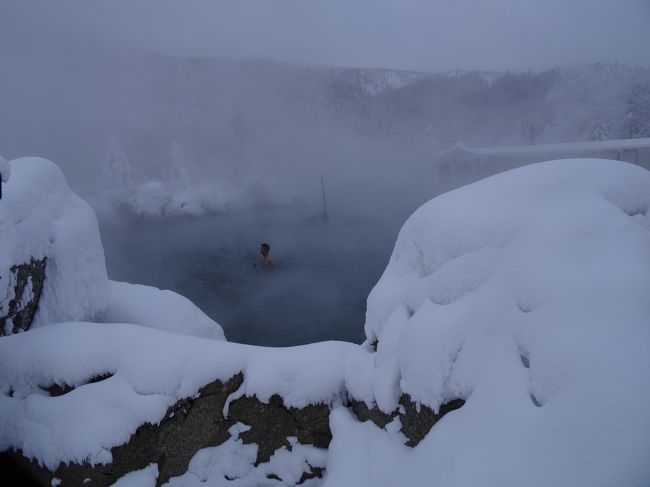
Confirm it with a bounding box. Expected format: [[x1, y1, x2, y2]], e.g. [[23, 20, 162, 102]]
[[336, 158, 650, 486]]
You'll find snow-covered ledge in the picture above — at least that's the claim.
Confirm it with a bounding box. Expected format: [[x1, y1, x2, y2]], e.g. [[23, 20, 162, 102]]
[[1, 157, 650, 487]]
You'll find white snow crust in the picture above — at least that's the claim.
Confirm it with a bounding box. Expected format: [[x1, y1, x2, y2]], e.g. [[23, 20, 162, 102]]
[[335, 159, 650, 486]]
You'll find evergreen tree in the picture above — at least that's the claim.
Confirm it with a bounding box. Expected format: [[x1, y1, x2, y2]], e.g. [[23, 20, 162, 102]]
[[625, 80, 650, 138], [103, 136, 134, 190], [170, 141, 191, 191], [587, 120, 610, 141]]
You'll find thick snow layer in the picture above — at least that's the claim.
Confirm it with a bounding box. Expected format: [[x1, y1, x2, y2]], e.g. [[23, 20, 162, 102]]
[[1, 157, 110, 326], [338, 159, 650, 486], [99, 281, 225, 341], [0, 322, 353, 470]]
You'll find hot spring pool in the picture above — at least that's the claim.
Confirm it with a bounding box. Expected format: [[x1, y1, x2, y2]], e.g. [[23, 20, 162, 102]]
[[99, 208, 398, 346]]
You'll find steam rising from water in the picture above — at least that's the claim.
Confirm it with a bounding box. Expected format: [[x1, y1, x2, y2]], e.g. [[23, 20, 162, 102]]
[[100, 208, 397, 346]]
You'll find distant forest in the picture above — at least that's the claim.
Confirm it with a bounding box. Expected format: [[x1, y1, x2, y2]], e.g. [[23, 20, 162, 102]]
[[1, 38, 648, 207]]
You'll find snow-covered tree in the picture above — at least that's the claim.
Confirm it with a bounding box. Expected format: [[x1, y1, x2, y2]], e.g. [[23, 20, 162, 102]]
[[103, 136, 134, 190], [586, 120, 610, 141], [625, 80, 650, 138], [170, 141, 191, 191]]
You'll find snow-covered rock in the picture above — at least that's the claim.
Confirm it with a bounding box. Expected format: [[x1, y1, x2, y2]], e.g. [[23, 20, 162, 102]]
[[1, 157, 110, 328], [336, 158, 650, 487], [0, 156, 226, 341]]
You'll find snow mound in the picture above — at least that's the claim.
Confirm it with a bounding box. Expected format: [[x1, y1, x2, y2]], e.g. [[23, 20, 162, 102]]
[[338, 159, 650, 486], [1, 157, 110, 327], [99, 281, 225, 341]]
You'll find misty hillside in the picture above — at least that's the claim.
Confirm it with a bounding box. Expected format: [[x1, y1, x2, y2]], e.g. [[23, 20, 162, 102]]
[[1, 38, 649, 213]]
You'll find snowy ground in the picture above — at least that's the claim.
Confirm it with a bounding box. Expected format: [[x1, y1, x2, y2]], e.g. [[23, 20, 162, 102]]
[[1, 156, 649, 486]]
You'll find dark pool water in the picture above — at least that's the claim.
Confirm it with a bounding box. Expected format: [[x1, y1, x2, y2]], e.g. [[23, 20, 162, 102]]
[[99, 208, 399, 346]]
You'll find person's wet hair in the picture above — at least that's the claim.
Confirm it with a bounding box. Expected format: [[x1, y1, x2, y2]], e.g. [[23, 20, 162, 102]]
[[261, 243, 270, 253]]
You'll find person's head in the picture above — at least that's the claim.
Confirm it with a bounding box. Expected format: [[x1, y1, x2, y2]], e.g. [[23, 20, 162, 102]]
[[260, 243, 270, 256]]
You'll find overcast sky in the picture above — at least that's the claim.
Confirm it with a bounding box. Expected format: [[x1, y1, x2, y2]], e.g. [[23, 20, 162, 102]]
[[3, 0, 650, 72]]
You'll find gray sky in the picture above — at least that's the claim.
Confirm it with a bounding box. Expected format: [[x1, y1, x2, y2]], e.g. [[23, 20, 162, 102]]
[[3, 0, 650, 72]]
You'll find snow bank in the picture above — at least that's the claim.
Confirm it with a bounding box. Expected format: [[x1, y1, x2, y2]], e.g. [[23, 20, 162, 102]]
[[336, 159, 650, 486], [1, 157, 110, 326], [99, 281, 225, 341], [0, 322, 353, 470]]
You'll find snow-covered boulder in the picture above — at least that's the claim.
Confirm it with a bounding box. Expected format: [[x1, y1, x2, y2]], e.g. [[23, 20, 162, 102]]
[[0, 157, 110, 329], [99, 280, 225, 340], [335, 159, 650, 487], [0, 157, 226, 342]]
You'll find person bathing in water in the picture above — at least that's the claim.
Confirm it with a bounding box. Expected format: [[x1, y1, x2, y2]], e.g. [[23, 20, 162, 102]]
[[259, 243, 278, 268]]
